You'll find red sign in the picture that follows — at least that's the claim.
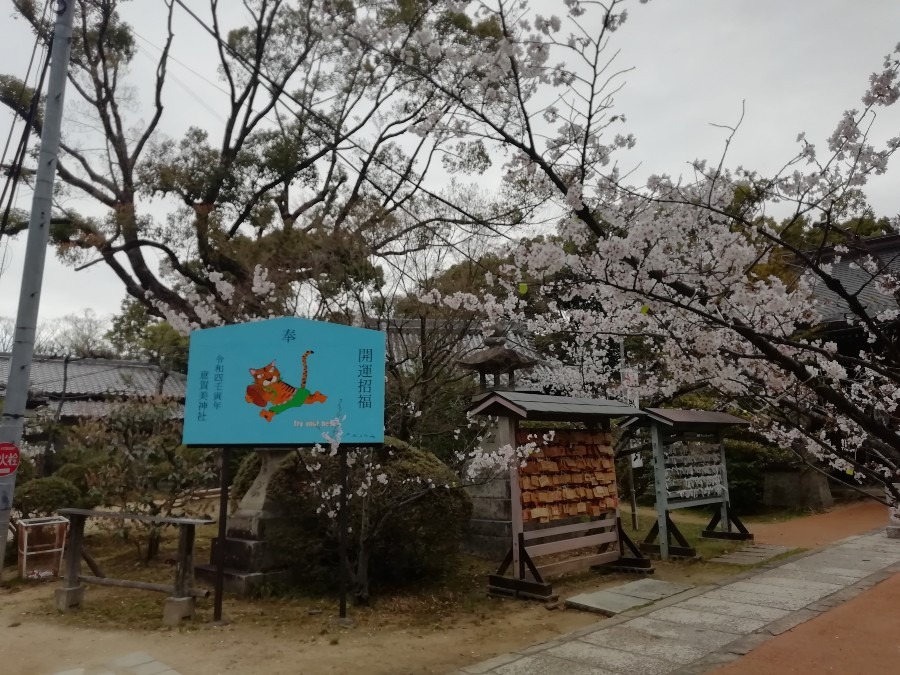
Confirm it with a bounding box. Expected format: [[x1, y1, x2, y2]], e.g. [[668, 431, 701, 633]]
[[0, 443, 20, 477]]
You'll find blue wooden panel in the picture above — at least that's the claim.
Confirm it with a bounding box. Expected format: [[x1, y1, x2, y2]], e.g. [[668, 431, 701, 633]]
[[183, 318, 384, 446]]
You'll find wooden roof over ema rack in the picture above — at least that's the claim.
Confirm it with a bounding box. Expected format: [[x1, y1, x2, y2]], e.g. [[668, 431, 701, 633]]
[[467, 390, 640, 422], [620, 408, 750, 431]]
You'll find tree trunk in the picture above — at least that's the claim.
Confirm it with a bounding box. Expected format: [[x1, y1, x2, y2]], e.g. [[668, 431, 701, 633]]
[[351, 489, 372, 605], [145, 529, 161, 563], [352, 541, 370, 606]]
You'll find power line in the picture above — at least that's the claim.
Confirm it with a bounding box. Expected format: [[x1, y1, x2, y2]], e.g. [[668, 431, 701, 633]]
[[0, 0, 53, 249], [0, 0, 52, 188], [0, 48, 52, 241]]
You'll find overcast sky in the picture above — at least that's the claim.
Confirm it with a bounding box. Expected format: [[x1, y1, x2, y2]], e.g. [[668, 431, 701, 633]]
[[0, 0, 898, 323]]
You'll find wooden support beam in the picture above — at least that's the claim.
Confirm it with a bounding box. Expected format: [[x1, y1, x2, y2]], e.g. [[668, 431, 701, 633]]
[[78, 575, 209, 598], [526, 530, 617, 558], [702, 506, 754, 541], [537, 550, 619, 577], [487, 573, 555, 599], [81, 547, 104, 578]]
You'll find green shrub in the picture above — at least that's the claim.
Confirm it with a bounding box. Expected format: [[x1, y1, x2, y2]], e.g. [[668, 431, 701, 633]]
[[262, 438, 471, 597], [63, 399, 217, 561], [725, 437, 798, 514], [370, 446, 472, 585], [53, 463, 103, 509], [14, 454, 36, 486], [14, 476, 82, 518]]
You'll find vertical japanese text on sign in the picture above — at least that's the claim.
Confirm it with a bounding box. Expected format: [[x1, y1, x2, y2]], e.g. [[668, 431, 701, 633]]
[[358, 348, 373, 410]]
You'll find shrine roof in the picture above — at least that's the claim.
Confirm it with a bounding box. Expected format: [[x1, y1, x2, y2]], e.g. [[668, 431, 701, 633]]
[[467, 390, 641, 422], [620, 408, 750, 430]]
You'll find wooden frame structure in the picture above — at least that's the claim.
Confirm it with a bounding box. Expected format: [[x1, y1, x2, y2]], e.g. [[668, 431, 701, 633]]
[[55, 509, 213, 625], [621, 409, 754, 560], [468, 391, 650, 603]]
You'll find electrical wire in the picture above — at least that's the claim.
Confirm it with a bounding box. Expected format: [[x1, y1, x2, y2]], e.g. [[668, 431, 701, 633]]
[[0, 0, 54, 281], [0, 43, 52, 241], [0, 0, 52, 202]]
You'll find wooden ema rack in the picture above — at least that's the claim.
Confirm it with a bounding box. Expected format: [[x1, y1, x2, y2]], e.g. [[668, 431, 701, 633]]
[[489, 427, 651, 604], [519, 431, 619, 521]]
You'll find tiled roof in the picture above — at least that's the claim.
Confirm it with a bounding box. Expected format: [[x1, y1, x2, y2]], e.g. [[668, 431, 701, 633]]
[[0, 354, 186, 399], [54, 399, 185, 420], [807, 235, 900, 324]]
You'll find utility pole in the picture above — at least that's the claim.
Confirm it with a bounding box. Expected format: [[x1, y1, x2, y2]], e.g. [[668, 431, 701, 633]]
[[0, 1, 75, 576]]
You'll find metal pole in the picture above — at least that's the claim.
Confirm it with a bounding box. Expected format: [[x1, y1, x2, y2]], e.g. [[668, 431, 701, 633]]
[[618, 338, 640, 531], [338, 448, 349, 619], [213, 447, 230, 622], [628, 447, 640, 531], [0, 1, 75, 576]]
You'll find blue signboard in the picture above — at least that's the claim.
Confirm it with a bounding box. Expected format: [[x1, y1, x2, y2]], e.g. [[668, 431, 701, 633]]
[[182, 318, 385, 446]]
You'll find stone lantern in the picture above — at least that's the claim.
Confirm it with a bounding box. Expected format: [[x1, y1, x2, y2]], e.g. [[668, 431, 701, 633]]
[[456, 327, 539, 391]]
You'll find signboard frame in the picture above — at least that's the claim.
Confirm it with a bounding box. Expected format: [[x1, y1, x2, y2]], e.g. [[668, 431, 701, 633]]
[[182, 317, 386, 448], [181, 317, 386, 622]]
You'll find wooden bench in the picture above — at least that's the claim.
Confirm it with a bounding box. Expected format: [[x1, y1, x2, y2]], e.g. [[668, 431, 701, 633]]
[[55, 508, 215, 625]]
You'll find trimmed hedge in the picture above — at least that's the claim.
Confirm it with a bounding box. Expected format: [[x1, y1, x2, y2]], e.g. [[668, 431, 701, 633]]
[[14, 476, 81, 518]]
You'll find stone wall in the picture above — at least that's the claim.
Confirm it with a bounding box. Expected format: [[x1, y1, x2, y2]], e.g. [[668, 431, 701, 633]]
[[762, 470, 833, 510], [464, 475, 512, 558]]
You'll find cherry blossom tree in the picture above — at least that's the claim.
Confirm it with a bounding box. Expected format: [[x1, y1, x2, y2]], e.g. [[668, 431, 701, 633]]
[[361, 1, 900, 511]]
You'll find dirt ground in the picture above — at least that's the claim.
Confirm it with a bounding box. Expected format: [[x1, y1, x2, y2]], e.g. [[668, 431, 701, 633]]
[[715, 561, 900, 675], [0, 500, 890, 675], [749, 499, 887, 549], [0, 587, 594, 675]]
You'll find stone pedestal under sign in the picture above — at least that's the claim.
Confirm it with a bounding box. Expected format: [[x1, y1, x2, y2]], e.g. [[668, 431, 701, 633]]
[[195, 450, 291, 595]]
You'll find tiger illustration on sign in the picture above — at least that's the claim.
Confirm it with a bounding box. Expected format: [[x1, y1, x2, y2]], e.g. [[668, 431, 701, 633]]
[[245, 350, 327, 422]]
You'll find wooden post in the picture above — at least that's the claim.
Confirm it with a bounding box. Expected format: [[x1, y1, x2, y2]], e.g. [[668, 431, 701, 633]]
[[628, 454, 639, 531], [64, 514, 85, 588], [174, 524, 196, 598], [718, 431, 731, 533], [165, 521, 198, 626], [213, 447, 230, 622], [650, 423, 669, 560], [499, 418, 523, 579], [338, 447, 349, 619], [54, 513, 85, 612]]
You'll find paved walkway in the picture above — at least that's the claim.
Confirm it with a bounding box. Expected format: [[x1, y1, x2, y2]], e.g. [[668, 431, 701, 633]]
[[53, 652, 180, 675], [457, 529, 900, 675], [714, 567, 900, 674], [707, 543, 790, 565]]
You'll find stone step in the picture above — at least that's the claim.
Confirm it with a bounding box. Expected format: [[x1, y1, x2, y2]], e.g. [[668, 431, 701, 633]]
[[565, 579, 693, 616], [209, 536, 283, 572], [194, 563, 290, 596]]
